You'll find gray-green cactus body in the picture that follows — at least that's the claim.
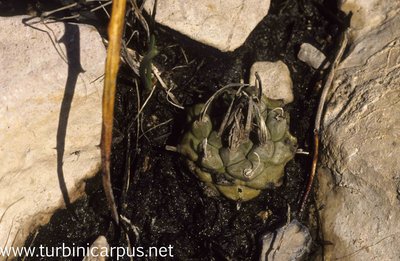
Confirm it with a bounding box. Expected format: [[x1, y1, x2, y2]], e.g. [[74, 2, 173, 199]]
[[176, 87, 297, 201]]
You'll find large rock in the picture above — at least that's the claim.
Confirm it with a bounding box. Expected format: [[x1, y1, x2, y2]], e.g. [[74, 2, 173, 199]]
[[339, 0, 400, 42], [317, 3, 400, 260], [0, 16, 105, 252], [144, 0, 270, 52]]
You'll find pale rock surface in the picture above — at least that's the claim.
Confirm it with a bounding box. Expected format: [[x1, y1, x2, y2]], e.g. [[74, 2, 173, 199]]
[[249, 61, 294, 105], [317, 4, 400, 260], [144, 0, 270, 52], [82, 236, 109, 261], [339, 0, 400, 42], [260, 220, 311, 261], [297, 43, 329, 69], [0, 16, 105, 252]]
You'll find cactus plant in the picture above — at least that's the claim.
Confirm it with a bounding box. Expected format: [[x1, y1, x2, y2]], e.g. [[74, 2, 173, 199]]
[[175, 77, 297, 201]]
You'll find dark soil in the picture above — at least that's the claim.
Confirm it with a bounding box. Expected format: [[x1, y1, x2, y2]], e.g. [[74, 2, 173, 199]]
[[2, 0, 345, 260]]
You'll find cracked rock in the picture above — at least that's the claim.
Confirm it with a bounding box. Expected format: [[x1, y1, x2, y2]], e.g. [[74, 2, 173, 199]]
[[317, 1, 400, 260]]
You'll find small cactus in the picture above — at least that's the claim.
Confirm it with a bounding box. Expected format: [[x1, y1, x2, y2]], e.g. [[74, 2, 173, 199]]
[[175, 77, 297, 201]]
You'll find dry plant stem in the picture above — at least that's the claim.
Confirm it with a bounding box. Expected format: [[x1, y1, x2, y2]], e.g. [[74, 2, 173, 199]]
[[101, 0, 127, 224], [90, 1, 112, 13], [130, 0, 150, 40], [299, 30, 349, 213], [134, 84, 157, 121], [22, 230, 38, 261], [152, 65, 184, 109], [139, 118, 173, 139], [41, 2, 78, 18], [122, 46, 184, 109]]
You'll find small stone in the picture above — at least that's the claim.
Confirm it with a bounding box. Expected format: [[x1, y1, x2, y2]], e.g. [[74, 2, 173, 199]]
[[249, 61, 294, 105], [298, 43, 329, 69], [257, 209, 272, 222], [82, 236, 109, 261], [260, 220, 312, 261], [0, 16, 105, 251], [144, 0, 271, 52]]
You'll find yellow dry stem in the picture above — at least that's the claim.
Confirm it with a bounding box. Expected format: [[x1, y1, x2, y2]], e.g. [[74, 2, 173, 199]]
[[101, 0, 126, 224]]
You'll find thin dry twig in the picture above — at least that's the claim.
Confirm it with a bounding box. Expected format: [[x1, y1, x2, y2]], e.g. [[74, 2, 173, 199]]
[[41, 2, 78, 18], [22, 230, 38, 261], [0, 197, 24, 225], [299, 29, 349, 214], [129, 0, 150, 41], [134, 84, 157, 121], [152, 65, 184, 109], [139, 118, 173, 139], [90, 1, 112, 14], [121, 46, 184, 110], [134, 79, 141, 148], [120, 214, 140, 242], [122, 45, 141, 75]]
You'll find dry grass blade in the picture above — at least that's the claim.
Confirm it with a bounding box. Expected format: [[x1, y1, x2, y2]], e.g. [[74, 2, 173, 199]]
[[101, 0, 127, 224]]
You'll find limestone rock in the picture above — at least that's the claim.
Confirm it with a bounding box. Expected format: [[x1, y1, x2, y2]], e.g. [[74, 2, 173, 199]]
[[0, 16, 105, 252], [260, 220, 311, 261], [249, 61, 294, 104], [297, 43, 329, 69], [339, 0, 400, 42], [317, 7, 400, 261], [144, 0, 270, 52]]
